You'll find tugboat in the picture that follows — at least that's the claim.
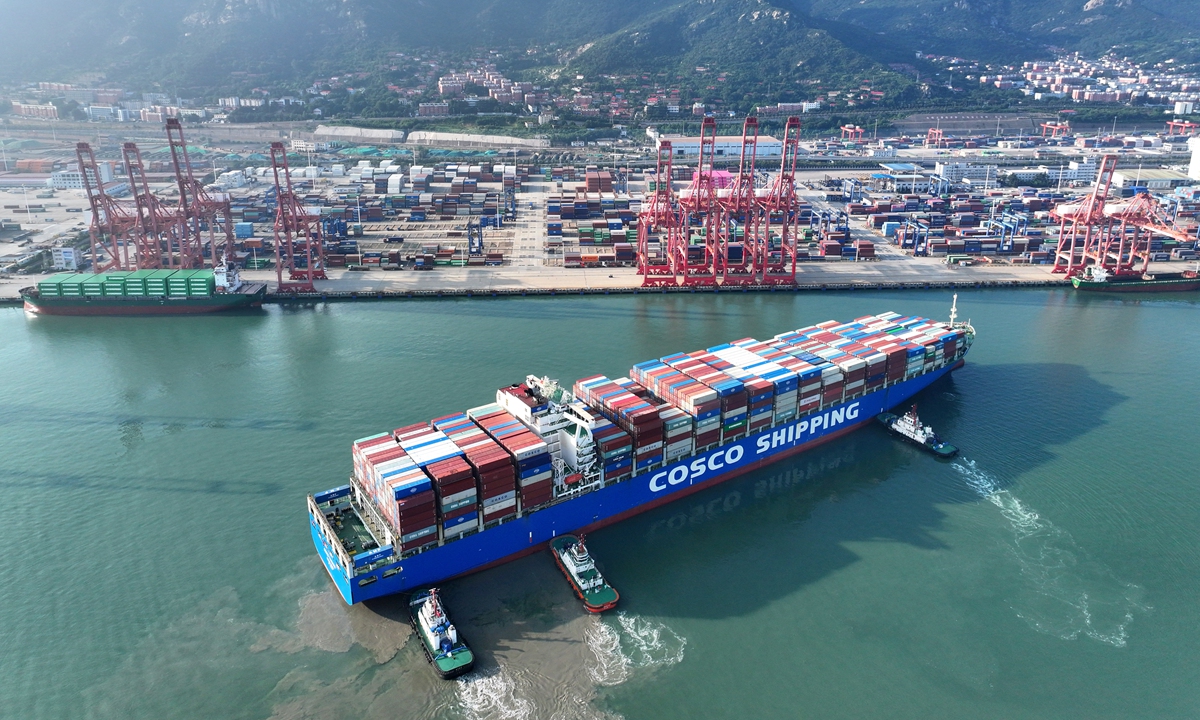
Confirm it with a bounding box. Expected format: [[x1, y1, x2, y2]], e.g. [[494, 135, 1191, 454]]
[[408, 588, 474, 679], [877, 405, 958, 458], [550, 535, 619, 613]]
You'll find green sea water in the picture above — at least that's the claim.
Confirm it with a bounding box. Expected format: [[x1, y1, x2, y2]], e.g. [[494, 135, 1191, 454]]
[[1, 289, 1198, 720]]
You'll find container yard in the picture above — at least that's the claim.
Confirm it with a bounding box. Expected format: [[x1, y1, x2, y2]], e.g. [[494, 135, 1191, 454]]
[[308, 307, 975, 604], [4, 116, 1197, 302]]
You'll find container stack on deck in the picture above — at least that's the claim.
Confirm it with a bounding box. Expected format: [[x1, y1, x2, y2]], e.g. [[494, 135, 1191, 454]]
[[339, 312, 969, 560], [352, 435, 439, 552], [391, 425, 480, 541], [468, 406, 555, 511], [36, 269, 218, 298], [432, 413, 518, 525], [574, 376, 666, 474]]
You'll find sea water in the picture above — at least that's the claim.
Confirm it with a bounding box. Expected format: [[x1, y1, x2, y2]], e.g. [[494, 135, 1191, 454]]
[[1, 289, 1197, 719]]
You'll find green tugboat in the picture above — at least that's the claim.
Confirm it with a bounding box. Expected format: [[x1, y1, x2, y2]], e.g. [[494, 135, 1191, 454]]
[[408, 589, 474, 679], [550, 535, 619, 613], [877, 405, 958, 458]]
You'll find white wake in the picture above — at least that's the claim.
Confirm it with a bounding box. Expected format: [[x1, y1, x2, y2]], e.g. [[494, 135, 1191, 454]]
[[953, 459, 1148, 647], [455, 667, 534, 720]]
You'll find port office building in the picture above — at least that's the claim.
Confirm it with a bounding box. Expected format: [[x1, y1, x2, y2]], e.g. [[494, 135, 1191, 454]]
[[655, 134, 784, 157]]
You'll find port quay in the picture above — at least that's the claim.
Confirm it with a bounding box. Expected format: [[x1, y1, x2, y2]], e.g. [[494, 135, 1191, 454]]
[[2, 119, 1196, 304]]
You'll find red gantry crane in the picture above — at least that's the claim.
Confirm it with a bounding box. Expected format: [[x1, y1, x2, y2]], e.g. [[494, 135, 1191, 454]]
[[166, 118, 235, 269], [1040, 121, 1070, 138], [269, 142, 326, 292], [123, 141, 177, 269], [1166, 119, 1198, 136], [636, 116, 807, 287], [720, 116, 760, 286], [674, 117, 723, 286], [761, 117, 804, 285], [77, 142, 141, 272], [1052, 154, 1118, 275], [636, 141, 684, 287], [1053, 154, 1195, 277]]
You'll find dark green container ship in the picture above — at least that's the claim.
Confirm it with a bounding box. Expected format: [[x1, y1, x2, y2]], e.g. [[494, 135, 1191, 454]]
[[21, 268, 266, 315]]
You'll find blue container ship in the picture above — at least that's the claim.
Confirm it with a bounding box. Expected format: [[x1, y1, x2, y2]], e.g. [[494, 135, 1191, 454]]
[[309, 307, 975, 605]]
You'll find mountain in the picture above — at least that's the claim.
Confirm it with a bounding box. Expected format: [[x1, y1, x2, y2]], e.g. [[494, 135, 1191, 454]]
[[797, 0, 1200, 63], [0, 0, 1195, 90]]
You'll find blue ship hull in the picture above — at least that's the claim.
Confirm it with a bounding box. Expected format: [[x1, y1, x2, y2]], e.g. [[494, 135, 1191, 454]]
[[310, 362, 961, 604]]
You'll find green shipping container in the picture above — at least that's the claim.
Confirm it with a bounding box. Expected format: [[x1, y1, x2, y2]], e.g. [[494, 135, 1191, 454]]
[[37, 273, 79, 296], [82, 276, 107, 297], [103, 276, 128, 296], [187, 270, 215, 296], [122, 269, 156, 296], [145, 269, 175, 296]]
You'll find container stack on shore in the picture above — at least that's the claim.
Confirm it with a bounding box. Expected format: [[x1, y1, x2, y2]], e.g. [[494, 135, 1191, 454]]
[[338, 312, 969, 561]]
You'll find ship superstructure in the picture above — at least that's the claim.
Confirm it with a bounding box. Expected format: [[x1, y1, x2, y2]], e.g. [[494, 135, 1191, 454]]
[[309, 309, 975, 604]]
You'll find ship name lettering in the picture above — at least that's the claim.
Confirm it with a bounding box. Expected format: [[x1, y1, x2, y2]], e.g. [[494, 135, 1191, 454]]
[[651, 445, 746, 493]]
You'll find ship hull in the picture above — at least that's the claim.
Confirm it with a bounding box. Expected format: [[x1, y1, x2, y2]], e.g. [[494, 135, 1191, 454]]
[[310, 361, 962, 605], [1071, 276, 1200, 293], [20, 286, 266, 315]]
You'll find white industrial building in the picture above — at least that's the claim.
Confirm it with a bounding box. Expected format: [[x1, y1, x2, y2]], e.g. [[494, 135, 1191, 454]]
[[934, 162, 993, 183], [51, 247, 79, 270], [1111, 168, 1193, 190], [312, 125, 406, 145], [1189, 136, 1200, 180], [994, 159, 1098, 186], [50, 171, 86, 190], [655, 134, 784, 157]]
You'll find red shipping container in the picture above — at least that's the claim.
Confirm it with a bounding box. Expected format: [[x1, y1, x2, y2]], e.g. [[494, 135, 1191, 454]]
[[400, 536, 438, 552], [392, 422, 429, 439], [435, 477, 476, 496]]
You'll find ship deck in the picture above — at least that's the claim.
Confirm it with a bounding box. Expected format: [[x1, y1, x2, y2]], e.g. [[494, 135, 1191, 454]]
[[327, 506, 379, 556]]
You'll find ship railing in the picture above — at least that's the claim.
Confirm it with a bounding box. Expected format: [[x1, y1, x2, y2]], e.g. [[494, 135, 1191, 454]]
[[308, 495, 355, 573], [347, 476, 397, 549]]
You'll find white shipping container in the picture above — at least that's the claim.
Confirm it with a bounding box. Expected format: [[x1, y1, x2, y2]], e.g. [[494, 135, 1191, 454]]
[[445, 519, 480, 538], [482, 490, 517, 506], [483, 497, 517, 515], [442, 487, 477, 505]]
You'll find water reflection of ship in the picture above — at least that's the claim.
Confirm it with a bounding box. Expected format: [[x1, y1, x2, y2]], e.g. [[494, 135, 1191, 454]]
[[638, 436, 902, 542]]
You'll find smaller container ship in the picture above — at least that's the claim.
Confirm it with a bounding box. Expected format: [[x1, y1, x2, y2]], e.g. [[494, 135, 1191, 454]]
[[551, 535, 619, 612], [1071, 265, 1200, 293], [877, 405, 957, 458], [21, 264, 266, 315]]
